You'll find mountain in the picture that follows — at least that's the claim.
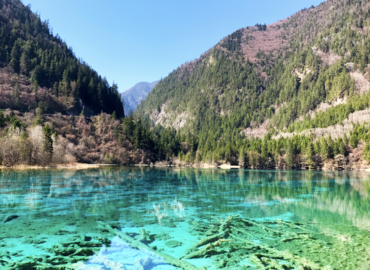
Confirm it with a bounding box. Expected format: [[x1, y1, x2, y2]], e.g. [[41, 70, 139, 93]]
[[0, 0, 142, 168], [121, 81, 158, 114], [135, 0, 370, 169], [0, 0, 123, 117]]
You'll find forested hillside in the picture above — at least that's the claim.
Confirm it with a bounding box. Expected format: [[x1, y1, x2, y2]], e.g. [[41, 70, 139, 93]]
[[135, 0, 370, 169], [0, 0, 123, 117]]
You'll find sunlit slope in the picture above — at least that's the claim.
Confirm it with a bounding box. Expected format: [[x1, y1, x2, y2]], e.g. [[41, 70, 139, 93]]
[[136, 0, 370, 139], [0, 0, 123, 116]]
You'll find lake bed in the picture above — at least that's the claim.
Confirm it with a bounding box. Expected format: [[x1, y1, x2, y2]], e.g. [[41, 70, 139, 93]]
[[1, 168, 370, 269]]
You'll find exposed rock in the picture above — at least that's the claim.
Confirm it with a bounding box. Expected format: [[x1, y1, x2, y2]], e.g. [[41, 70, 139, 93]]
[[308, 97, 347, 119], [242, 120, 269, 139], [275, 108, 370, 140], [312, 47, 342, 66], [350, 71, 370, 94], [293, 67, 312, 81], [150, 103, 192, 130]]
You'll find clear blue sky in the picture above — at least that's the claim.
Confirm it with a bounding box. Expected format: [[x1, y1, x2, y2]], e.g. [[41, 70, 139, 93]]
[[21, 0, 323, 92]]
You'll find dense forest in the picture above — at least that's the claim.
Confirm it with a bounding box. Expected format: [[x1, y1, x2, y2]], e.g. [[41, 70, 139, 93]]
[[2, 0, 370, 170], [0, 0, 123, 117], [132, 0, 370, 169]]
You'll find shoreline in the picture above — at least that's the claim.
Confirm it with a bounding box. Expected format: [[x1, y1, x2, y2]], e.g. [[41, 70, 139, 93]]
[[2, 162, 370, 172], [0, 163, 118, 171]]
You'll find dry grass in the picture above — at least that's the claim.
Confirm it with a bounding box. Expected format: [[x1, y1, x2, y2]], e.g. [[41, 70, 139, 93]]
[[0, 111, 158, 167]]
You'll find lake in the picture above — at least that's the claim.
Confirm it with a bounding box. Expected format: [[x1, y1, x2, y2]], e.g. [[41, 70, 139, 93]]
[[1, 167, 370, 269]]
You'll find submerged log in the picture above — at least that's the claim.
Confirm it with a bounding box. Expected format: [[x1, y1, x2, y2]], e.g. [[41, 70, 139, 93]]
[[97, 221, 205, 270]]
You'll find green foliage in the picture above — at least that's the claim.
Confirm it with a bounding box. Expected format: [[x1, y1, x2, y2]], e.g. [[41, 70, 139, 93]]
[[320, 137, 329, 161], [285, 140, 295, 168], [9, 115, 26, 130], [306, 142, 314, 169], [221, 30, 243, 51], [133, 0, 370, 167], [0, 1, 123, 117], [255, 23, 267, 31], [32, 80, 38, 93], [0, 111, 4, 127], [363, 143, 370, 162], [33, 107, 43, 126], [42, 124, 53, 158]]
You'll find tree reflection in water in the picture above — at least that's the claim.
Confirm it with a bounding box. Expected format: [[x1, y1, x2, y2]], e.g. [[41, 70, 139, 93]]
[[0, 168, 370, 269]]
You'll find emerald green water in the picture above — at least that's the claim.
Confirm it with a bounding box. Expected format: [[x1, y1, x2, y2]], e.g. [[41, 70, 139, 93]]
[[1, 168, 370, 269]]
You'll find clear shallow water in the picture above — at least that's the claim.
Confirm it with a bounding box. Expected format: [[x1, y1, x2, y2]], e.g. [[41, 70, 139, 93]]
[[1, 168, 370, 269]]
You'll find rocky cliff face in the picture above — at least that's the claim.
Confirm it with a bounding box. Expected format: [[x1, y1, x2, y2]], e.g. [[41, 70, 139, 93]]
[[121, 81, 158, 115]]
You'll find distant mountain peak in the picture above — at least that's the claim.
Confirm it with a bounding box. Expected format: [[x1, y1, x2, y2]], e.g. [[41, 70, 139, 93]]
[[121, 81, 158, 114]]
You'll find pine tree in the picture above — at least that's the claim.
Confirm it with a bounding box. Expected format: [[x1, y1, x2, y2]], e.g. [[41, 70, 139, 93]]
[[261, 138, 268, 164], [363, 142, 370, 162], [20, 52, 29, 74], [333, 140, 339, 157], [42, 124, 53, 159], [338, 138, 346, 156], [285, 140, 295, 168], [134, 119, 142, 149], [306, 142, 314, 169], [327, 136, 334, 158], [343, 134, 349, 146], [314, 141, 320, 155], [238, 147, 245, 167], [0, 111, 4, 127], [320, 137, 329, 161], [112, 111, 117, 120], [350, 131, 359, 148], [33, 106, 43, 125], [33, 80, 38, 93], [122, 113, 135, 141]]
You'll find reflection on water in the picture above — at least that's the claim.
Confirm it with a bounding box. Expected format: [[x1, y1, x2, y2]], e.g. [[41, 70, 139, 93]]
[[1, 168, 370, 269]]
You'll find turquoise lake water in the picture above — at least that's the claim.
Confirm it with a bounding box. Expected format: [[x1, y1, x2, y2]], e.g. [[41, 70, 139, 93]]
[[1, 167, 370, 269]]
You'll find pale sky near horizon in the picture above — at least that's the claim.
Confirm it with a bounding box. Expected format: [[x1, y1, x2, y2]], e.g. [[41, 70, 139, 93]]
[[21, 0, 323, 92]]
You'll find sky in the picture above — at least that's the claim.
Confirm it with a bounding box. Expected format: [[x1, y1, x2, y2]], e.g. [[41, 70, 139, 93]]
[[22, 0, 324, 92]]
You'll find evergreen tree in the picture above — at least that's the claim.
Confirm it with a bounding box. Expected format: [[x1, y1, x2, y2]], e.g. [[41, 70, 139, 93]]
[[306, 142, 314, 169], [314, 141, 320, 155], [33, 106, 43, 125], [350, 131, 359, 148], [285, 140, 295, 168], [0, 111, 4, 127], [42, 124, 53, 158], [134, 119, 143, 149], [327, 136, 334, 158], [238, 147, 245, 167], [33, 80, 38, 93], [338, 138, 346, 156], [261, 138, 268, 164], [122, 112, 135, 141], [343, 134, 349, 146], [320, 137, 329, 161], [363, 142, 370, 162]]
